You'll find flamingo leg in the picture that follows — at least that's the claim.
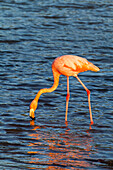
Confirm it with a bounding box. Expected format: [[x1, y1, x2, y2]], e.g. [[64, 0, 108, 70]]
[[75, 75, 93, 124], [65, 76, 70, 122]]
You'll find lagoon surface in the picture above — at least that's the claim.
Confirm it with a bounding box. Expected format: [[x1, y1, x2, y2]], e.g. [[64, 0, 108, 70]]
[[0, 0, 113, 169]]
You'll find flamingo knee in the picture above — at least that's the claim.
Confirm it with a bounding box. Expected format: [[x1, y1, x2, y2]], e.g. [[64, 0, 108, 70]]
[[66, 93, 70, 101], [87, 89, 90, 96]]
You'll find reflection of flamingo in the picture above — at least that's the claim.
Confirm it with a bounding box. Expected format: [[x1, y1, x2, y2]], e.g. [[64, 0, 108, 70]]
[[28, 123, 94, 169], [30, 55, 100, 124]]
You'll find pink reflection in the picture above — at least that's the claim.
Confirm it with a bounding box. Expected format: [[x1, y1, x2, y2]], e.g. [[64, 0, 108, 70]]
[[27, 120, 95, 169]]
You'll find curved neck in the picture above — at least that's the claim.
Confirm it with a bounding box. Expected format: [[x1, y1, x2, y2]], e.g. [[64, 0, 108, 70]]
[[35, 65, 60, 103]]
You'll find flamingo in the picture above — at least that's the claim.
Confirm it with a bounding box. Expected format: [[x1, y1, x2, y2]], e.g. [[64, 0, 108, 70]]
[[30, 55, 100, 124]]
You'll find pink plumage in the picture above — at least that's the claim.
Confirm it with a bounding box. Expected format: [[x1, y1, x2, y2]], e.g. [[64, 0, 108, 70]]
[[30, 55, 100, 124], [53, 55, 99, 76]]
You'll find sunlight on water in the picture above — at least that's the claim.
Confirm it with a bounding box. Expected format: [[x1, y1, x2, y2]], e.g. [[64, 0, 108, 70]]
[[27, 121, 95, 169], [0, 0, 113, 169]]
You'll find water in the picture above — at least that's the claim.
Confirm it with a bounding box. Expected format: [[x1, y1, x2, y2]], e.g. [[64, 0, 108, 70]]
[[0, 0, 113, 169]]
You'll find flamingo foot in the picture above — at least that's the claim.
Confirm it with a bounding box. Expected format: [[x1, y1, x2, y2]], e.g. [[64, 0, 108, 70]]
[[90, 121, 94, 125], [89, 121, 94, 129], [65, 121, 68, 127]]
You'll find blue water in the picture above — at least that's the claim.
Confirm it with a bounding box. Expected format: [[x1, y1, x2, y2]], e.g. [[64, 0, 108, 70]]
[[0, 0, 113, 169]]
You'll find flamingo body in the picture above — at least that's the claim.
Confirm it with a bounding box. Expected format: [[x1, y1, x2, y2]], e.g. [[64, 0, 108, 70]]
[[53, 55, 99, 76], [30, 55, 100, 124]]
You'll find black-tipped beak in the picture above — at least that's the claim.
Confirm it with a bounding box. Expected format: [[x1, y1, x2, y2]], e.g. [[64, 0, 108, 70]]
[[30, 116, 35, 120]]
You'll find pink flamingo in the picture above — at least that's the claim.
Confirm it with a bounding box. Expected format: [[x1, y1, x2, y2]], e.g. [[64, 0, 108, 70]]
[[30, 55, 100, 124]]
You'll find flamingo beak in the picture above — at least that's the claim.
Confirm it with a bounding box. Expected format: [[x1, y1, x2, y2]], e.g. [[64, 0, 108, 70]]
[[30, 108, 35, 120]]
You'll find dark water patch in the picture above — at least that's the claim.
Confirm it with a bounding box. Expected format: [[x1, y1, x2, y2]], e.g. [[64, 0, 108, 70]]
[[85, 158, 113, 168], [0, 0, 113, 169]]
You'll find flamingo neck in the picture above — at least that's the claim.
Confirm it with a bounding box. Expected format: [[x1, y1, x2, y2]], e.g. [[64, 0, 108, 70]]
[[34, 65, 60, 103]]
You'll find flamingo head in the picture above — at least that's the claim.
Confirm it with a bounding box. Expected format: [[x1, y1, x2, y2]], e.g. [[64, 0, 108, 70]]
[[29, 99, 38, 120]]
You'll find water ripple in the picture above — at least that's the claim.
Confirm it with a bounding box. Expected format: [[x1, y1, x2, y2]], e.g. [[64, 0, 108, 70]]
[[0, 0, 113, 169]]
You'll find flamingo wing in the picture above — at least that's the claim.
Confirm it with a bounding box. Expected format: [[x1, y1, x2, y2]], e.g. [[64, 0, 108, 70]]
[[53, 55, 89, 76]]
